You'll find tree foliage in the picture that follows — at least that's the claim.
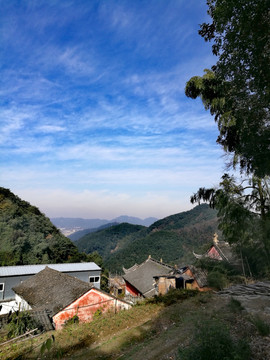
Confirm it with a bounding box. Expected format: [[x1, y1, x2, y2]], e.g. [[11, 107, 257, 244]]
[[6, 310, 42, 338], [0, 187, 100, 266], [191, 175, 270, 275], [186, 0, 270, 177], [186, 1, 270, 275]]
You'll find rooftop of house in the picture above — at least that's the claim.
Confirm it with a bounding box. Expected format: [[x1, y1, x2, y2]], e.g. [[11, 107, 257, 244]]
[[186, 265, 208, 288], [213, 241, 234, 262], [123, 263, 139, 274], [0, 262, 101, 277], [193, 233, 237, 264], [123, 256, 174, 297], [12, 266, 94, 315]]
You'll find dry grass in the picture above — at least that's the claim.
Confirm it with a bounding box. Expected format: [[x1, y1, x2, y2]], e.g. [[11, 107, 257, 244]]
[[1, 290, 270, 360], [0, 302, 162, 360]]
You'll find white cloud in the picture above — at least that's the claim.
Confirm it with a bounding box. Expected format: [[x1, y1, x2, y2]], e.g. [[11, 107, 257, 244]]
[[38, 125, 66, 133], [13, 187, 196, 219], [0, 1, 224, 220]]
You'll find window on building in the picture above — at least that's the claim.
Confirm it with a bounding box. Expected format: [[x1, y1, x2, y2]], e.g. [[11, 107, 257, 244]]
[[89, 276, 100, 283], [0, 283, 4, 292]]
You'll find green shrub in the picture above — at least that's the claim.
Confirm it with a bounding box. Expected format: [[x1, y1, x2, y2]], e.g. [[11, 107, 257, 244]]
[[178, 319, 251, 360], [146, 289, 199, 306], [228, 297, 244, 313], [64, 314, 79, 327], [93, 308, 103, 319], [251, 315, 270, 336], [229, 275, 246, 284], [207, 271, 228, 290], [6, 310, 42, 338]]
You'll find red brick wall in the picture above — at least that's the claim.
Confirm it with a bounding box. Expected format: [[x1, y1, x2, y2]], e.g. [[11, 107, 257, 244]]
[[53, 288, 130, 330]]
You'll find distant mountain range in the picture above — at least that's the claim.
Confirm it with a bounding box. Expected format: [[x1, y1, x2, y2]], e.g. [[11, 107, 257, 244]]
[[0, 187, 219, 274], [69, 223, 119, 241], [74, 204, 219, 272], [51, 216, 158, 236]]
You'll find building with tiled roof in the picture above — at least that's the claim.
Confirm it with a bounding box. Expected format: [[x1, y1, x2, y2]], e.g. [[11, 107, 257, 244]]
[[13, 267, 131, 329], [123, 256, 174, 298]]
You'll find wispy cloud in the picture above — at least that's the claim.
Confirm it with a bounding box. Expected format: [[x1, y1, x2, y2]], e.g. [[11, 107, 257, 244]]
[[38, 125, 66, 133], [0, 0, 224, 218]]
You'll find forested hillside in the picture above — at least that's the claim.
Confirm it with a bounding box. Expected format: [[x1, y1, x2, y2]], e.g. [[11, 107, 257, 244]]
[[69, 222, 119, 241], [0, 187, 93, 266], [76, 204, 218, 272], [76, 223, 147, 260]]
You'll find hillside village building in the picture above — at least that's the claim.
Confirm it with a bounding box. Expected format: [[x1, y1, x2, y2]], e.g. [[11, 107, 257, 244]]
[[123, 256, 174, 298], [12, 267, 130, 330], [154, 265, 210, 294], [123, 256, 211, 298], [193, 233, 238, 265]]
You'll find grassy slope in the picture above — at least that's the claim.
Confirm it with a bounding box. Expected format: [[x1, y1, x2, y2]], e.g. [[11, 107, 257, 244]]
[[1, 290, 269, 360]]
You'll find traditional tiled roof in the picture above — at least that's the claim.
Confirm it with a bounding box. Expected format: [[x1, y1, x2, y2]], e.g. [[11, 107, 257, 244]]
[[153, 273, 193, 281], [193, 234, 238, 264], [123, 264, 139, 274], [123, 257, 173, 297], [13, 267, 93, 315], [186, 265, 208, 288], [214, 241, 234, 262]]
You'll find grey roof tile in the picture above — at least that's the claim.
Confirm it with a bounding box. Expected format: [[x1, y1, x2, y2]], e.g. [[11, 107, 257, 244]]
[[13, 267, 93, 315], [123, 258, 173, 297]]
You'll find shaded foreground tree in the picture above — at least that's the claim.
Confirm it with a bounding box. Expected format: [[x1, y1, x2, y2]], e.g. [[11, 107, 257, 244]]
[[186, 0, 270, 177], [186, 1, 270, 275], [191, 174, 270, 276]]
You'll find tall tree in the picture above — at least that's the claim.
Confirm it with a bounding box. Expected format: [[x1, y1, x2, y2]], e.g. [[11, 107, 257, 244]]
[[186, 1, 270, 275], [191, 175, 270, 275], [186, 0, 270, 177]]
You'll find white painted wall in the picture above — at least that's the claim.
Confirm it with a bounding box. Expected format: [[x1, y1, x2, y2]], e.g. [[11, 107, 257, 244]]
[[15, 294, 32, 311]]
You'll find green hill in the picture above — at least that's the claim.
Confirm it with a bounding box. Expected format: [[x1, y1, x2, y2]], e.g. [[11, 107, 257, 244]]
[[0, 187, 90, 265], [76, 222, 147, 260], [69, 222, 119, 241], [75, 204, 218, 272]]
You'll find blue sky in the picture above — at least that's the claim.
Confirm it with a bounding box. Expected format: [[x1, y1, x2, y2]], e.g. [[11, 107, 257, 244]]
[[0, 0, 225, 219]]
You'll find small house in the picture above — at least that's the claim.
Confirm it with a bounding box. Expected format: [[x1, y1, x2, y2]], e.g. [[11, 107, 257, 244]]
[[154, 265, 210, 294], [153, 272, 193, 295], [13, 267, 131, 330], [123, 256, 174, 298], [181, 265, 210, 291], [0, 262, 101, 301]]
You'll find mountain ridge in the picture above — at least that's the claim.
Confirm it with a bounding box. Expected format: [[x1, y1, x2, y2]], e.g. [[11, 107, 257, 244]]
[[51, 215, 158, 230], [75, 204, 218, 272]]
